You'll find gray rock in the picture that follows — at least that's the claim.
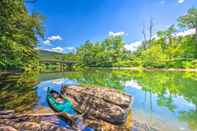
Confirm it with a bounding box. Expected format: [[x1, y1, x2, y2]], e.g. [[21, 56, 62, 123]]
[[61, 85, 133, 124]]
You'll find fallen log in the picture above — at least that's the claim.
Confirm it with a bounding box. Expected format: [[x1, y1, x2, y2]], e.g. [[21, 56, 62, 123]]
[[0, 110, 15, 115], [0, 125, 17, 131], [0, 114, 15, 119], [0, 111, 74, 131], [26, 112, 68, 117], [0, 112, 64, 120], [0, 112, 74, 118], [0, 111, 85, 129]]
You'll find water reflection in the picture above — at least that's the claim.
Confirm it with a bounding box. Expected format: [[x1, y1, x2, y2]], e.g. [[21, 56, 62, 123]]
[[1, 70, 197, 130], [62, 69, 197, 131], [126, 71, 197, 130], [0, 72, 38, 112]]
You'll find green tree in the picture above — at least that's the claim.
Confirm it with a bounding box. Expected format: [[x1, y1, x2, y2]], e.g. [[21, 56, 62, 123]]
[[76, 36, 129, 67], [0, 0, 44, 71], [72, 7, 197, 69], [140, 45, 168, 67], [157, 25, 177, 50], [178, 7, 197, 41]]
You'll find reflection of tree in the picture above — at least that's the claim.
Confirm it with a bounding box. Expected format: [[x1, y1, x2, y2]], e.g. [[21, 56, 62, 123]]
[[179, 110, 197, 130], [64, 69, 133, 91], [157, 94, 176, 112], [183, 72, 197, 81], [0, 72, 38, 112], [64, 69, 197, 130], [130, 71, 197, 130]]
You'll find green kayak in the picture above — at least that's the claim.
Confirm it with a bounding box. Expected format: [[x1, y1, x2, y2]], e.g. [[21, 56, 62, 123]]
[[47, 87, 77, 116]]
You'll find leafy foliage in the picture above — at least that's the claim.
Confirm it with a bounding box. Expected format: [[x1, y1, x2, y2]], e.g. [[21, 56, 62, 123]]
[[0, 0, 44, 71], [178, 7, 197, 29], [72, 7, 197, 69], [178, 7, 197, 41], [76, 37, 131, 67]]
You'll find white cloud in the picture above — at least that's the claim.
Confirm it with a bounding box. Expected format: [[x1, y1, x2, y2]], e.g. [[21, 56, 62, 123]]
[[124, 41, 142, 52], [124, 80, 142, 90], [40, 46, 76, 53], [177, 0, 185, 4], [108, 31, 126, 37], [43, 35, 62, 45], [43, 40, 51, 45], [174, 28, 195, 37], [50, 46, 64, 53], [65, 47, 75, 50], [38, 46, 64, 53], [48, 35, 62, 41], [64, 46, 76, 53], [160, 0, 185, 4]]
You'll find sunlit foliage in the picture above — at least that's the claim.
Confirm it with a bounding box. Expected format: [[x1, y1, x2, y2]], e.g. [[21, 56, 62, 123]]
[[0, 0, 44, 71], [72, 7, 197, 69]]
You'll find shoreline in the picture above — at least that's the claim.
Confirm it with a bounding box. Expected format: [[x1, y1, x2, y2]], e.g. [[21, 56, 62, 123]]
[[1, 67, 197, 74], [0, 71, 20, 76], [88, 67, 197, 72]]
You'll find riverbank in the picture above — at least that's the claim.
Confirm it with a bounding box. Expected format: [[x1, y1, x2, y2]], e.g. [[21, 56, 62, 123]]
[[2, 67, 197, 75], [0, 71, 20, 76], [88, 67, 197, 72]]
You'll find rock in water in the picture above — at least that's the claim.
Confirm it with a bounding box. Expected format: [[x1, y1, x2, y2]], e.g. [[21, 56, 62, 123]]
[[61, 85, 133, 125], [0, 126, 18, 131]]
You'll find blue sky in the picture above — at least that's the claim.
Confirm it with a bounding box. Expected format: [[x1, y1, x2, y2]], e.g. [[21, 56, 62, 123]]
[[26, 0, 197, 53]]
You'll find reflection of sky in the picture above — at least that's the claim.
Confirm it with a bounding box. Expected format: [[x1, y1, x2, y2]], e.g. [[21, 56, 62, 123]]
[[124, 80, 195, 131]]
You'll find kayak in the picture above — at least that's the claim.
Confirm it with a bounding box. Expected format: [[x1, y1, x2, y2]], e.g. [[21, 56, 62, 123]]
[[46, 87, 92, 130], [46, 87, 77, 119]]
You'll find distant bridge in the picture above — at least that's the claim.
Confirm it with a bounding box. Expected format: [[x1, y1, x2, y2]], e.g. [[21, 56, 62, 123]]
[[39, 60, 77, 71]]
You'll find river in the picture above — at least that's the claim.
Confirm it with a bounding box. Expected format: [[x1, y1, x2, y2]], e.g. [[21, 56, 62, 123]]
[[0, 69, 197, 131]]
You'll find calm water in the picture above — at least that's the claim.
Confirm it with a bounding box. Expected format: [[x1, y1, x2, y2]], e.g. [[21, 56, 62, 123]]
[[1, 69, 197, 131]]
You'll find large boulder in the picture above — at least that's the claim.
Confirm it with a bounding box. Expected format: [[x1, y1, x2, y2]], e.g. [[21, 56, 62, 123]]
[[61, 85, 133, 125]]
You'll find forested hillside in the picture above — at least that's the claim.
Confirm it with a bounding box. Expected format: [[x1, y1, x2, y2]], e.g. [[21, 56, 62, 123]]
[[38, 50, 64, 61]]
